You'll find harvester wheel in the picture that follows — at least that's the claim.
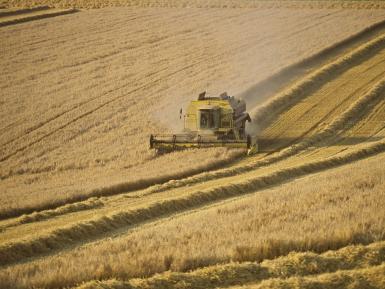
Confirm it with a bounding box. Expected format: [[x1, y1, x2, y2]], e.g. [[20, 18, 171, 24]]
[[149, 134, 154, 149]]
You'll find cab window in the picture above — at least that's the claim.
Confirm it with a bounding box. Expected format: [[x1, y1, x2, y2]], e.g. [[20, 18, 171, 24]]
[[199, 109, 218, 129]]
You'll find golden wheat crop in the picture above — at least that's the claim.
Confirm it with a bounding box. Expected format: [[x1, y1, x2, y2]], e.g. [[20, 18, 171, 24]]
[[1, 3, 385, 289]]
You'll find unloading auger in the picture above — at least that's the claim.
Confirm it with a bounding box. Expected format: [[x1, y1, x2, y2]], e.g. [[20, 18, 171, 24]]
[[150, 92, 257, 154]]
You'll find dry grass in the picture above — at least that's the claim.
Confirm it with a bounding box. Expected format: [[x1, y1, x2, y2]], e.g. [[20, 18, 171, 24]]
[[1, 151, 384, 288], [2, 7, 385, 219]]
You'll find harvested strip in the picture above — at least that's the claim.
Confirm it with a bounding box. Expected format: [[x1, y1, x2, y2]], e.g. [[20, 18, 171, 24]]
[[76, 241, 385, 289], [269, 78, 385, 158], [241, 17, 385, 108], [251, 33, 385, 132], [1, 138, 384, 267], [259, 52, 385, 152], [292, 76, 385, 160]]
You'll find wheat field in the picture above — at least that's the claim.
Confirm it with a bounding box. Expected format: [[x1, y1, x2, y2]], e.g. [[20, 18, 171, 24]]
[[1, 1, 385, 289], [1, 151, 384, 289], [2, 4, 385, 218]]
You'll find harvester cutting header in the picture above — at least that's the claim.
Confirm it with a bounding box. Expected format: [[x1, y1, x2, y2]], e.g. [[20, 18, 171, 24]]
[[150, 92, 257, 154]]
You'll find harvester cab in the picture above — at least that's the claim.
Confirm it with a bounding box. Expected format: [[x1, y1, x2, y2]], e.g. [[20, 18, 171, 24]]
[[150, 92, 257, 155]]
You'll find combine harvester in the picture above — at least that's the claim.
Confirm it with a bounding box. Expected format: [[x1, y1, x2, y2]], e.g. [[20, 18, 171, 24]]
[[150, 92, 257, 154]]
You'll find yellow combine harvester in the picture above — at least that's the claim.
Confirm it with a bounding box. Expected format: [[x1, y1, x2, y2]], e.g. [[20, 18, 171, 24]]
[[150, 92, 257, 154]]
